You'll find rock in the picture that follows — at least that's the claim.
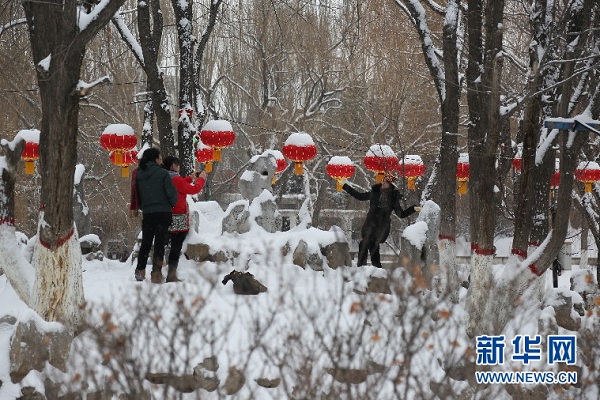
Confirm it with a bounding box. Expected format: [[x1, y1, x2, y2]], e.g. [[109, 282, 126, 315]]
[[320, 240, 351, 269], [79, 234, 101, 255], [0, 315, 17, 326], [10, 320, 73, 383], [506, 384, 549, 400], [186, 243, 211, 262], [365, 360, 386, 375], [192, 365, 220, 392], [547, 291, 582, 331], [570, 269, 600, 310], [255, 377, 281, 388], [223, 366, 246, 395], [197, 356, 219, 372], [18, 387, 45, 400], [222, 201, 251, 234], [293, 240, 324, 271], [238, 153, 277, 202], [145, 373, 201, 393], [326, 367, 367, 384], [251, 191, 282, 233], [366, 276, 391, 294], [222, 270, 267, 295]]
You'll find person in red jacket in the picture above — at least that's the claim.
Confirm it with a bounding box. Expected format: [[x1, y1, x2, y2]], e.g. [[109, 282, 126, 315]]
[[162, 156, 207, 282]]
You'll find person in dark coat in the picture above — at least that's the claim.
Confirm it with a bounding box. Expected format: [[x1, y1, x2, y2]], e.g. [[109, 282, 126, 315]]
[[132, 147, 178, 283], [342, 173, 420, 268]]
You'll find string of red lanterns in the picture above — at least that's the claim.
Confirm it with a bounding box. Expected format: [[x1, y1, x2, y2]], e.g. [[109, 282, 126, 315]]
[[326, 156, 355, 190], [398, 155, 425, 190], [456, 153, 470, 195], [364, 144, 397, 183], [575, 161, 600, 193], [17, 129, 41, 175], [195, 140, 214, 172], [199, 120, 236, 162], [282, 132, 317, 174], [100, 124, 137, 177], [110, 148, 138, 177]]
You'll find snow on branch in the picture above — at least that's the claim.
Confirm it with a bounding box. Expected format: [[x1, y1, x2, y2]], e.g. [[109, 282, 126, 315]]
[[0, 18, 27, 38], [77, 0, 112, 31], [111, 12, 144, 66], [74, 76, 112, 97]]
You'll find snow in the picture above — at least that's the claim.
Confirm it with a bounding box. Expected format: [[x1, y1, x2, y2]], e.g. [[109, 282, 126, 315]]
[[402, 154, 423, 164], [37, 55, 51, 73], [283, 131, 315, 147], [74, 164, 85, 185], [366, 144, 395, 158], [101, 123, 134, 136], [0, 204, 598, 398], [202, 119, 233, 132], [327, 155, 352, 166], [77, 0, 111, 32], [402, 220, 428, 249], [577, 160, 600, 171], [263, 149, 284, 160]]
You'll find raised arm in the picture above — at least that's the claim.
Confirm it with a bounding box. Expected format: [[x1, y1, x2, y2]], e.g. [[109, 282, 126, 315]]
[[342, 183, 371, 201]]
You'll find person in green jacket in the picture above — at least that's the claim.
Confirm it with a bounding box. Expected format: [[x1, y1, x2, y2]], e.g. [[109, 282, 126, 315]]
[[133, 147, 178, 283]]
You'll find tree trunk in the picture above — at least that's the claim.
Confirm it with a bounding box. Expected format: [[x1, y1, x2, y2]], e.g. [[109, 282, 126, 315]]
[[137, 0, 175, 156], [172, 0, 196, 176], [0, 139, 34, 303], [22, 0, 127, 333], [464, 0, 506, 337]]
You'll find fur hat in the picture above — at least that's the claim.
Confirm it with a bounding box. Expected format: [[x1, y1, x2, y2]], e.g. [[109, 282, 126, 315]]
[[383, 172, 397, 183]]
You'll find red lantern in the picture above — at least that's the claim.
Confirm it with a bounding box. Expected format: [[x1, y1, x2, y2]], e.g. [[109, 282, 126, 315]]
[[326, 156, 355, 191], [199, 120, 236, 162], [457, 153, 470, 195], [550, 158, 560, 189], [513, 145, 522, 172], [100, 124, 137, 166], [110, 149, 138, 177], [195, 140, 214, 172], [363, 144, 398, 183], [178, 108, 193, 118], [575, 161, 600, 193], [17, 129, 41, 175], [282, 132, 317, 175], [398, 155, 425, 190], [264, 149, 287, 183]]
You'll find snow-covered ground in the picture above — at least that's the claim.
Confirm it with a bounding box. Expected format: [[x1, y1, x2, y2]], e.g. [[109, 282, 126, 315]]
[[0, 204, 598, 398]]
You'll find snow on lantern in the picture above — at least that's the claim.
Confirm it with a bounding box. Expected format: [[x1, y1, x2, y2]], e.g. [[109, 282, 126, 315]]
[[398, 155, 425, 190], [282, 132, 317, 175], [17, 129, 40, 174], [100, 124, 137, 166], [326, 156, 355, 191], [456, 153, 470, 195], [110, 148, 138, 177], [199, 120, 236, 162], [575, 161, 600, 193], [363, 144, 398, 183], [195, 139, 214, 172], [264, 149, 287, 183]]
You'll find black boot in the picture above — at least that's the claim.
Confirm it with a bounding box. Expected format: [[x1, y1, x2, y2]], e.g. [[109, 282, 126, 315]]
[[151, 258, 164, 284], [134, 268, 146, 282], [166, 264, 181, 283]]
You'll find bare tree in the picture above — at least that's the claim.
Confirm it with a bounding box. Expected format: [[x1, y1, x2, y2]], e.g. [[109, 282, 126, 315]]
[[0, 0, 128, 334]]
